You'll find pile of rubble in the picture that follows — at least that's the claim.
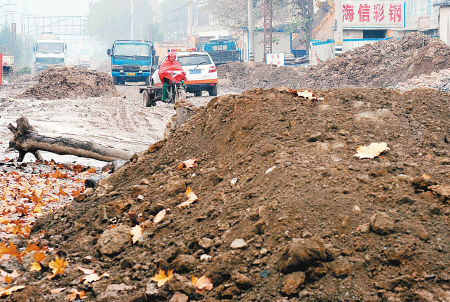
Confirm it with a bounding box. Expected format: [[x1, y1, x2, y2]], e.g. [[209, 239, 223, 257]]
[[395, 68, 450, 92], [218, 33, 450, 91], [19, 66, 117, 100]]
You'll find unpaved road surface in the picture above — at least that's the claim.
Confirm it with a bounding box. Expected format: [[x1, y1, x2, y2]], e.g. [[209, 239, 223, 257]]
[[0, 81, 216, 168]]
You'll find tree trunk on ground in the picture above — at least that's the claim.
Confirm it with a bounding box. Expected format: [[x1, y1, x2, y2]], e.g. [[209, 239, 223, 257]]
[[7, 116, 134, 162]]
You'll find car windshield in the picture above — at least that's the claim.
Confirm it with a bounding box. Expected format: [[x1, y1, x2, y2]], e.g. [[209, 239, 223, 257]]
[[113, 43, 150, 56], [36, 43, 64, 53], [178, 54, 212, 66]]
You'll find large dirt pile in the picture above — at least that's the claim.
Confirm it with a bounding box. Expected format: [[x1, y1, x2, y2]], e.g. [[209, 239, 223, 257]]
[[218, 33, 450, 91], [19, 66, 117, 99], [12, 87, 450, 301]]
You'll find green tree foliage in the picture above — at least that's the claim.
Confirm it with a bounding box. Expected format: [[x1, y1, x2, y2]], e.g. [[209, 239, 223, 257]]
[[85, 0, 152, 45]]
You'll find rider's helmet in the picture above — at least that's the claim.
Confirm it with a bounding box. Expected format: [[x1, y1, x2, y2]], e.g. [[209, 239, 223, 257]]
[[168, 51, 176, 62]]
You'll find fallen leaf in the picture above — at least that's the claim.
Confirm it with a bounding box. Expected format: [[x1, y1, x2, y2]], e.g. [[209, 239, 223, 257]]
[[153, 209, 166, 224], [34, 252, 46, 262], [0, 285, 26, 297], [50, 287, 65, 294], [354, 142, 390, 159], [67, 288, 87, 301], [30, 262, 41, 272], [4, 275, 11, 284], [177, 159, 197, 171], [48, 256, 68, 279], [422, 174, 431, 180], [177, 187, 199, 208], [76, 265, 95, 275], [130, 225, 142, 244], [191, 275, 213, 293], [150, 269, 173, 287], [81, 272, 109, 284]]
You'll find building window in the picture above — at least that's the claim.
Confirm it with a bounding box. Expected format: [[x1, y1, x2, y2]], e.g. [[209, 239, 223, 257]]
[[363, 30, 387, 39]]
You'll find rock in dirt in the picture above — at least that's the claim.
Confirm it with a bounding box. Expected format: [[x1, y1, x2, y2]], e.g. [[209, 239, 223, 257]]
[[278, 237, 328, 273], [370, 212, 394, 235], [230, 239, 247, 249], [18, 65, 117, 100], [282, 271, 306, 295], [169, 292, 189, 302], [96, 225, 131, 256]]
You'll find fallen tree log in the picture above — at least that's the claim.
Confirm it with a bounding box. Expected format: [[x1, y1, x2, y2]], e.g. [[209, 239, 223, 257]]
[[7, 116, 134, 162]]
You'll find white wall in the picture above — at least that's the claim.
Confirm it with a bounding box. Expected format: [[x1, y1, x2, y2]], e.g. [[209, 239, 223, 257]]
[[242, 30, 292, 62], [439, 7, 450, 46]]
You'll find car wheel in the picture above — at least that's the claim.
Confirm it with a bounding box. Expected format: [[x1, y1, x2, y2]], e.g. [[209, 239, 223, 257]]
[[144, 76, 150, 86], [209, 86, 218, 96], [112, 76, 119, 85], [194, 90, 202, 97]]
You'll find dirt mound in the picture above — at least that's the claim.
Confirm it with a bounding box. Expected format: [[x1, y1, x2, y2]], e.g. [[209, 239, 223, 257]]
[[218, 33, 450, 91], [16, 87, 450, 301], [19, 66, 117, 100]]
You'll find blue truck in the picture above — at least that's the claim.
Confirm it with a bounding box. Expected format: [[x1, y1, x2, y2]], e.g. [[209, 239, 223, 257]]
[[107, 40, 157, 85], [202, 39, 241, 65]]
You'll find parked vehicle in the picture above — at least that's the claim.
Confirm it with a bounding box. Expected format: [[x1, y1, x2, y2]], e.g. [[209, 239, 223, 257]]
[[151, 49, 218, 97], [79, 54, 91, 68], [202, 38, 241, 65], [33, 33, 67, 72], [2, 55, 14, 75], [107, 40, 157, 85]]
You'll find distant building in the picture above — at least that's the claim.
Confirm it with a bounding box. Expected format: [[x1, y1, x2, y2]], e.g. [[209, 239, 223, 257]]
[[434, 1, 450, 45], [340, 0, 439, 40]]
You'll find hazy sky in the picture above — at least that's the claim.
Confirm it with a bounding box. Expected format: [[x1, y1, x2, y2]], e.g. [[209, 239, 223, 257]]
[[2, 0, 93, 21]]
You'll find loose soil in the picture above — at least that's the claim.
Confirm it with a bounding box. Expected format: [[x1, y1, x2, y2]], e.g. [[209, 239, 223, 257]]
[[2, 33, 450, 302], [218, 33, 450, 91], [18, 66, 117, 100]]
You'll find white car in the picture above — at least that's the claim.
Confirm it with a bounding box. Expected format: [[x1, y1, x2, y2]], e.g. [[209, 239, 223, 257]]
[[152, 50, 218, 96]]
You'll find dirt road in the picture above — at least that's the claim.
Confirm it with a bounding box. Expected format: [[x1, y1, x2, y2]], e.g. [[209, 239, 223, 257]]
[[0, 81, 215, 168]]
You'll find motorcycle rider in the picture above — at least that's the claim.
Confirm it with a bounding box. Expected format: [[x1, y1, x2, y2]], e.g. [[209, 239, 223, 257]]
[[158, 51, 186, 101]]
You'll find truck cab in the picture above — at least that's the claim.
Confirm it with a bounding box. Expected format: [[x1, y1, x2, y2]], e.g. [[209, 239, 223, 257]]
[[33, 33, 67, 72], [107, 40, 156, 85], [202, 39, 241, 65]]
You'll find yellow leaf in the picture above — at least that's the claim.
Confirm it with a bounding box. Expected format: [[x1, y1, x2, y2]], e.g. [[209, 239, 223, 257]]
[[30, 262, 41, 272], [150, 269, 173, 287], [191, 275, 213, 293], [153, 209, 166, 224], [354, 142, 390, 159], [130, 225, 142, 244], [34, 252, 46, 262], [0, 285, 26, 297], [4, 275, 11, 284], [177, 187, 199, 208], [67, 288, 87, 301], [48, 256, 68, 279]]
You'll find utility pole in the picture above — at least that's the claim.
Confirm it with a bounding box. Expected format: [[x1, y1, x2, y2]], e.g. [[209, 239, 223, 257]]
[[188, 0, 193, 47], [263, 0, 273, 61], [130, 0, 134, 39], [335, 0, 343, 54], [248, 0, 254, 61]]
